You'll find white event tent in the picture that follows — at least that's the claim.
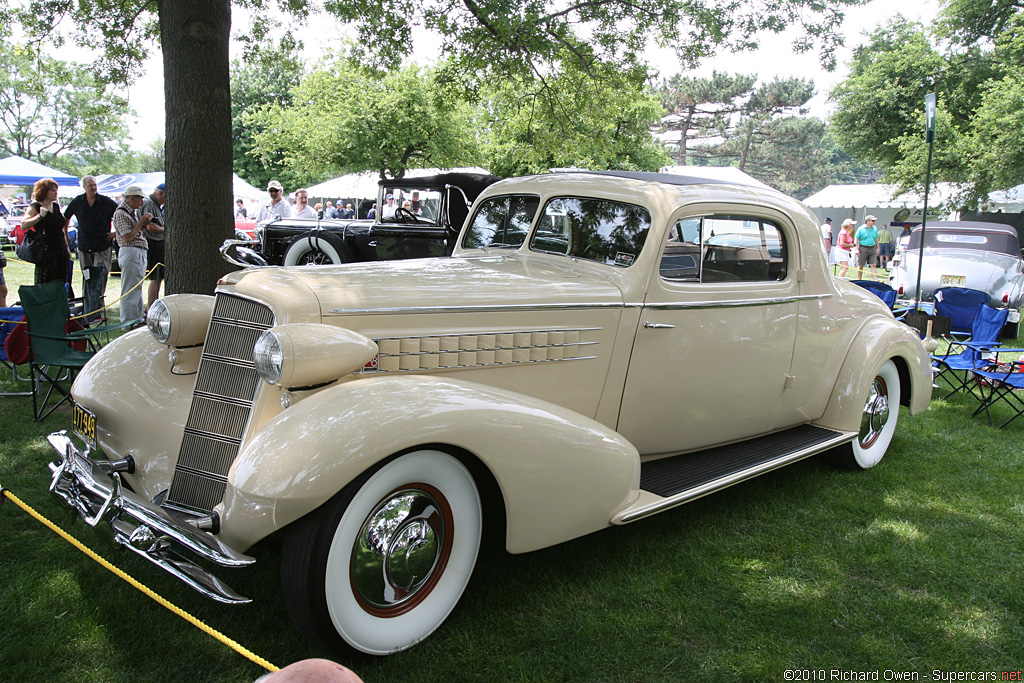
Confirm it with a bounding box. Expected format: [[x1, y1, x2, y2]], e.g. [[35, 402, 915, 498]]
[[801, 183, 957, 240]]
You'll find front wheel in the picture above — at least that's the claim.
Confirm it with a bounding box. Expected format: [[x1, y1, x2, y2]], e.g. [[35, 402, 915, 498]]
[[826, 359, 901, 470], [281, 450, 483, 656]]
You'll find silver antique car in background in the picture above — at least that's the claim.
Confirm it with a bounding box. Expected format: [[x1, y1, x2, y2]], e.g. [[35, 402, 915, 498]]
[[47, 170, 932, 657], [889, 221, 1024, 336]]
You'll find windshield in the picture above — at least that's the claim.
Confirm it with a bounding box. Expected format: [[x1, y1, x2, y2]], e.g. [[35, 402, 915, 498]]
[[379, 185, 443, 224], [462, 195, 540, 249], [908, 229, 1019, 255]]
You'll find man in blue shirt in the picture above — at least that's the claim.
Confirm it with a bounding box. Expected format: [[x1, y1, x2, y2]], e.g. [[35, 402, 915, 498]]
[[854, 215, 880, 280]]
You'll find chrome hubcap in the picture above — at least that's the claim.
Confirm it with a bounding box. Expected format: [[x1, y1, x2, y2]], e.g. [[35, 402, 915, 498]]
[[351, 485, 451, 616], [859, 377, 890, 448]]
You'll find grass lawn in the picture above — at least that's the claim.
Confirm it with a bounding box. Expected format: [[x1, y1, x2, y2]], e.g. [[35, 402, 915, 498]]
[[1, 247, 1022, 682]]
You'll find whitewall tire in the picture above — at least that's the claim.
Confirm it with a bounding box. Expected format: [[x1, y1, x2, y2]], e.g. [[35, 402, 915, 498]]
[[282, 450, 482, 656], [827, 359, 902, 470]]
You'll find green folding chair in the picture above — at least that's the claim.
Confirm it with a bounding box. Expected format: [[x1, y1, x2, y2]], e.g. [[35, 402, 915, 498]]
[[19, 281, 139, 421]]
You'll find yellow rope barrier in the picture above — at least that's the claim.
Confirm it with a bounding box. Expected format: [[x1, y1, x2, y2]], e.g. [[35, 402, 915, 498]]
[[0, 481, 279, 674], [0, 259, 160, 323]]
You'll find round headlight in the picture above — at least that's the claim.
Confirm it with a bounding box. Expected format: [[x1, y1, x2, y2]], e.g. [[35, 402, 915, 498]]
[[147, 299, 171, 343], [253, 330, 284, 384]]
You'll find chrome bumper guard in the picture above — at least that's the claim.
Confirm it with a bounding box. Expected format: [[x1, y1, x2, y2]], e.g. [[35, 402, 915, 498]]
[[47, 431, 254, 604]]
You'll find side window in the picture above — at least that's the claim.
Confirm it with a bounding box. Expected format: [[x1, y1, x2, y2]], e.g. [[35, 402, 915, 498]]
[[461, 195, 539, 249], [660, 214, 788, 282], [530, 197, 650, 267]]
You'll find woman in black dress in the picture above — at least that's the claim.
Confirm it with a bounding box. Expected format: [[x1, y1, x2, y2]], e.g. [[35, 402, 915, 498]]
[[21, 177, 71, 287]]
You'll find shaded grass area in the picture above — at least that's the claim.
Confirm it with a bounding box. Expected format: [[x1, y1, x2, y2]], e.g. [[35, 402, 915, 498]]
[[1, 256, 1022, 681]]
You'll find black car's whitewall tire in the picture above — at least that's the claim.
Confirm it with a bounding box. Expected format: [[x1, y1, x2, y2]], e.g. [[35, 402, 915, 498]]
[[827, 359, 901, 470], [282, 450, 482, 656], [283, 231, 354, 266]]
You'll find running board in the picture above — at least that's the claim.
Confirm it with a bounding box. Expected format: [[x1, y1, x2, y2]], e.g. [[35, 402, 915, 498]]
[[613, 424, 855, 524]]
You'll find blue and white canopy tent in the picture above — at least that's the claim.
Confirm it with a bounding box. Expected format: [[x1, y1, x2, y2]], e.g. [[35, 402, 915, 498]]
[[95, 172, 265, 201], [0, 155, 79, 187]]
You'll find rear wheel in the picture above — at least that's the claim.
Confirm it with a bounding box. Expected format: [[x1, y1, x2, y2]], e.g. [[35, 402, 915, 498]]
[[283, 230, 354, 266], [826, 359, 901, 470], [281, 450, 482, 656]]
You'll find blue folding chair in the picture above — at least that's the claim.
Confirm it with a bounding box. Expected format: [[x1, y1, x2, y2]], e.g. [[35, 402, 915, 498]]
[[933, 287, 991, 339], [931, 304, 1009, 399], [851, 280, 898, 308], [970, 353, 1024, 428]]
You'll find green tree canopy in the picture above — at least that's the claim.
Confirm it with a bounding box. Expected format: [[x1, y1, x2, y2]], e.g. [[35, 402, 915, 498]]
[[0, 43, 131, 167], [11, 0, 867, 294], [656, 71, 757, 166], [250, 59, 482, 179], [483, 58, 669, 176], [231, 36, 307, 189], [828, 3, 1024, 209]]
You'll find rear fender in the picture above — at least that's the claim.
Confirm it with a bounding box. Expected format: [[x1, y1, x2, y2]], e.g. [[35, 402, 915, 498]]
[[816, 316, 932, 432], [220, 375, 640, 553]]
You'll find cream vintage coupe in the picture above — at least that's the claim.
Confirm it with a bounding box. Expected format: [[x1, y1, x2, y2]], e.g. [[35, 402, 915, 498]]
[[48, 170, 933, 656]]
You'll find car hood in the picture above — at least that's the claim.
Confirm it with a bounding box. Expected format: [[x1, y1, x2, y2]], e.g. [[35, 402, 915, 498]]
[[223, 255, 626, 321]]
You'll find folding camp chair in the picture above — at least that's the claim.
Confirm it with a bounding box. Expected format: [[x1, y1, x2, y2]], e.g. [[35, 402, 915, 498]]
[[19, 281, 137, 421], [933, 287, 991, 340], [851, 280, 898, 308], [0, 306, 33, 397], [931, 304, 1009, 400], [969, 352, 1024, 428]]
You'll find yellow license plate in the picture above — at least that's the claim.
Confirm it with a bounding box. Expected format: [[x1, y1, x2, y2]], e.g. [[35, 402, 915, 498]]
[[940, 274, 966, 286], [72, 403, 97, 449]]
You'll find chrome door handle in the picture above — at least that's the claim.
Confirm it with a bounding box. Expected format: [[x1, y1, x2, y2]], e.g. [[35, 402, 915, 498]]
[[643, 322, 676, 329]]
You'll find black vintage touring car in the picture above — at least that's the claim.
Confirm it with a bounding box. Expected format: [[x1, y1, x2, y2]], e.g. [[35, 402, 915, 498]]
[[222, 172, 500, 267]]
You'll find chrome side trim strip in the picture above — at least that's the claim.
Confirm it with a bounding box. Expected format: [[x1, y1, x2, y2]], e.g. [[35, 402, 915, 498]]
[[329, 302, 634, 315], [647, 293, 833, 310], [329, 293, 832, 316], [615, 430, 856, 524]]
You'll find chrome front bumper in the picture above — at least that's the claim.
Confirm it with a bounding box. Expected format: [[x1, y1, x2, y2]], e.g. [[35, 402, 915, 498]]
[[47, 431, 254, 604], [219, 238, 268, 268]]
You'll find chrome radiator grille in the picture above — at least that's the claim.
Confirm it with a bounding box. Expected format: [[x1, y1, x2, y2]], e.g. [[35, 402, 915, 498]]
[[166, 294, 275, 513]]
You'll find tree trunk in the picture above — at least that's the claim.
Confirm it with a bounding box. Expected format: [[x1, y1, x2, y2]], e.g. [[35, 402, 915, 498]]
[[159, 0, 233, 296], [677, 108, 695, 166]]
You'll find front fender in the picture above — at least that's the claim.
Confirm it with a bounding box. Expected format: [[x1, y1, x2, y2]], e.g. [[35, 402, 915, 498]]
[[816, 315, 932, 433], [219, 375, 640, 554], [71, 328, 194, 500]]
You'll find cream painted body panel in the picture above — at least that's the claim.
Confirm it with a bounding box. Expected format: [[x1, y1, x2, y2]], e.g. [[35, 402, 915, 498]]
[[219, 376, 640, 553], [70, 329, 194, 500]]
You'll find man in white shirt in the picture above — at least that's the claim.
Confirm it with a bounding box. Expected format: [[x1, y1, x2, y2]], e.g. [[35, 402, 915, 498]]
[[291, 188, 316, 219], [820, 217, 832, 253], [381, 193, 397, 219], [256, 180, 292, 221]]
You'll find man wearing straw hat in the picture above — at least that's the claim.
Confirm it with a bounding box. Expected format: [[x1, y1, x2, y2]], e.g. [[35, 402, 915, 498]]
[[112, 186, 153, 324]]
